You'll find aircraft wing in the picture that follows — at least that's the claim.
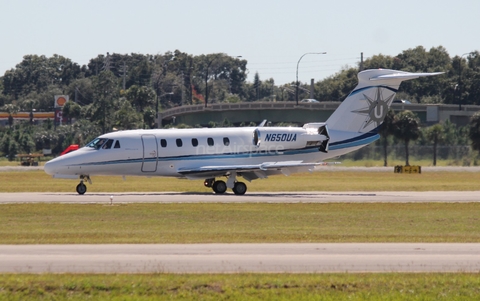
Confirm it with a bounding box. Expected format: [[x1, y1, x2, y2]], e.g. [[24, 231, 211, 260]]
[[177, 161, 337, 180]]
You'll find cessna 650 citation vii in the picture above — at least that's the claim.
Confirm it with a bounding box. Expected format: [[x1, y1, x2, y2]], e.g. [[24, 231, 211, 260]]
[[44, 69, 442, 195]]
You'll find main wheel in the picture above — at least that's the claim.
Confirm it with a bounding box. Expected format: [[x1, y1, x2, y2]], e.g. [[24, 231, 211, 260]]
[[232, 182, 247, 195], [212, 180, 227, 194], [76, 183, 87, 195]]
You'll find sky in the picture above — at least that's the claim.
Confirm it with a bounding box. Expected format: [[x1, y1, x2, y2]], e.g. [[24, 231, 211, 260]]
[[1, 0, 479, 85]]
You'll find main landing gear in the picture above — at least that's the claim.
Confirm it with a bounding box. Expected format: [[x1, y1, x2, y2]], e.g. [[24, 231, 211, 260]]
[[76, 175, 91, 195], [204, 174, 247, 195]]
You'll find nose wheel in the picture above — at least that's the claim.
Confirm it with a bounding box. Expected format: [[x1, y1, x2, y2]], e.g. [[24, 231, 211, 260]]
[[76, 175, 91, 195], [76, 183, 87, 195]]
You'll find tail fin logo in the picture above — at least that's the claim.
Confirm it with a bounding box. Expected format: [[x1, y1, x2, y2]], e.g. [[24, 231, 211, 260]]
[[352, 87, 394, 129]]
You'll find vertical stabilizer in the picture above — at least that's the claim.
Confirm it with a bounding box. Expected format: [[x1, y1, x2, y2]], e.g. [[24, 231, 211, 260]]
[[326, 69, 443, 133]]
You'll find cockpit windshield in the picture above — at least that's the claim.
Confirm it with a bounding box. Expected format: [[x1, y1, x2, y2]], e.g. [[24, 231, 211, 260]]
[[86, 138, 108, 150]]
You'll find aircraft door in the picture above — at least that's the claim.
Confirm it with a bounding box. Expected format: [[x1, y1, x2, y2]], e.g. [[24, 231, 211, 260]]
[[141, 135, 158, 172]]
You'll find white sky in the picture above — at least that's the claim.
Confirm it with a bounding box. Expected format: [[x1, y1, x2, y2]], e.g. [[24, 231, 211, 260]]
[[1, 0, 479, 85]]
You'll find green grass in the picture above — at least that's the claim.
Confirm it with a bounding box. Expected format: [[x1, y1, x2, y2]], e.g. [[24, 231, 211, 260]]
[[0, 273, 479, 300], [1, 203, 480, 244], [338, 158, 466, 167], [2, 169, 480, 192]]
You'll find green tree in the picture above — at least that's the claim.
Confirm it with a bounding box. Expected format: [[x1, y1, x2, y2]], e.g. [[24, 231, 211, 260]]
[[143, 108, 156, 129], [62, 101, 82, 123], [363, 54, 395, 70], [378, 109, 395, 166], [125, 85, 156, 112], [393, 111, 420, 166], [469, 112, 480, 153], [1, 54, 83, 99], [66, 78, 94, 106], [114, 99, 143, 130], [90, 71, 119, 133], [1, 104, 19, 128], [315, 68, 358, 102], [0, 132, 19, 160]]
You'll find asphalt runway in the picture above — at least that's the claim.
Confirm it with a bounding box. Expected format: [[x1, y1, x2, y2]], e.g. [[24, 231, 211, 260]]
[[1, 191, 479, 274], [0, 191, 479, 203], [1, 243, 479, 273]]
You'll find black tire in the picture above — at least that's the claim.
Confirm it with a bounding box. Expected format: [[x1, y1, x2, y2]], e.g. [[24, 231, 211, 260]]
[[76, 183, 87, 195], [212, 180, 227, 194], [232, 182, 247, 195]]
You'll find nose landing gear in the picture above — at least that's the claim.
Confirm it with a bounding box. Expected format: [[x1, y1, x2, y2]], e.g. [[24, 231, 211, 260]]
[[76, 183, 87, 195], [76, 175, 91, 195]]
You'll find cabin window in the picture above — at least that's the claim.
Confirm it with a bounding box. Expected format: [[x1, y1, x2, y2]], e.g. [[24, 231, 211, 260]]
[[176, 139, 183, 147], [223, 137, 230, 146], [114, 140, 121, 149], [102, 139, 114, 149], [207, 137, 214, 146], [160, 139, 167, 147], [192, 138, 198, 147]]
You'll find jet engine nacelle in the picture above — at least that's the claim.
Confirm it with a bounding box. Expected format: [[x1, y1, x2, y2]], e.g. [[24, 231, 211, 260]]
[[253, 125, 329, 152]]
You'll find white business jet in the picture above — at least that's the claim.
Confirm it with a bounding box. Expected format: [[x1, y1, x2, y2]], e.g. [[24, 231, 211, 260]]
[[44, 69, 442, 195]]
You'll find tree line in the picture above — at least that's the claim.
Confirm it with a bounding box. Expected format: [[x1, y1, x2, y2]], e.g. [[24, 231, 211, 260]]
[[1, 46, 480, 111], [1, 46, 480, 162]]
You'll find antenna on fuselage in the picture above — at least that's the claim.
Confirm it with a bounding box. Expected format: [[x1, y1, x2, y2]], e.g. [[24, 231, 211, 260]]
[[258, 119, 267, 127]]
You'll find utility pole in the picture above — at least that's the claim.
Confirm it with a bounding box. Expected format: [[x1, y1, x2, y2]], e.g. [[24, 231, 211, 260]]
[[310, 79, 314, 99], [360, 52, 364, 71], [120, 61, 127, 90], [102, 52, 111, 72], [458, 53, 470, 111], [181, 71, 185, 106], [205, 55, 220, 107]]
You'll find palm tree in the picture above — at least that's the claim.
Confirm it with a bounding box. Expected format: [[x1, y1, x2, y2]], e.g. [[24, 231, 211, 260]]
[[469, 112, 480, 152], [2, 104, 20, 128], [425, 124, 444, 166], [378, 109, 395, 166], [393, 110, 420, 166]]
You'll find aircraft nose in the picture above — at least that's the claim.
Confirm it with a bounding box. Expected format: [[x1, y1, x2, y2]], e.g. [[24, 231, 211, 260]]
[[44, 159, 58, 175]]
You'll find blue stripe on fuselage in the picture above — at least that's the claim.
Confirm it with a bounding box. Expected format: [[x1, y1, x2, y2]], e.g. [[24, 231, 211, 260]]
[[329, 131, 379, 150]]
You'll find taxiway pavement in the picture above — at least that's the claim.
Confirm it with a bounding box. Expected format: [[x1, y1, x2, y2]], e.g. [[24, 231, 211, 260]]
[[0, 191, 479, 204], [0, 243, 479, 273]]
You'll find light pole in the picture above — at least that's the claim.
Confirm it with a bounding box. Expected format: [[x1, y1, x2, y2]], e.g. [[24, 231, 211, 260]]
[[156, 92, 173, 128], [296, 52, 326, 105], [458, 52, 470, 111]]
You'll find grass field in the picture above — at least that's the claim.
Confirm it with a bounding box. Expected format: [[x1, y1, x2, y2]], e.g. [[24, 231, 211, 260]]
[[1, 169, 480, 192], [1, 273, 479, 300], [1, 203, 480, 244]]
